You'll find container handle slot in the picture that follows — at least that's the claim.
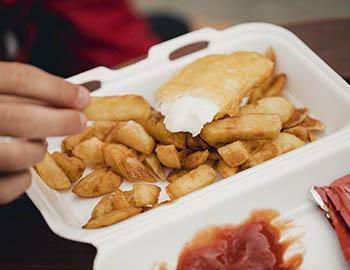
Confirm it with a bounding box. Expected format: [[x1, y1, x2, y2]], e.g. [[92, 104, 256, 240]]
[[80, 80, 101, 92], [169, 41, 209, 60]]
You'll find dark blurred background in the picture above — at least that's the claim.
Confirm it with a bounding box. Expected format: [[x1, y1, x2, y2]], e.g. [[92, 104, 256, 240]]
[[134, 0, 350, 29], [0, 0, 349, 78]]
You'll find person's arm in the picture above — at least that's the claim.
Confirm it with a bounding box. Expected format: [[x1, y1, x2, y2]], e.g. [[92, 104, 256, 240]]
[[0, 61, 90, 203]]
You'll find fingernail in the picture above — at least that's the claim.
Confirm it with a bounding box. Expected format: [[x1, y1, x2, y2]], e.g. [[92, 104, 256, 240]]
[[76, 86, 90, 108], [80, 112, 87, 130]]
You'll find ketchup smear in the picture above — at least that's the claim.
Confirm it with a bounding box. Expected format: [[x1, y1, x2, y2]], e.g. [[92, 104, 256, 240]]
[[175, 209, 302, 270]]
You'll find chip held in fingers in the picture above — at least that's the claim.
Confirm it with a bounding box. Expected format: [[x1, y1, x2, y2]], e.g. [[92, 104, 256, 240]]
[[84, 95, 151, 121]]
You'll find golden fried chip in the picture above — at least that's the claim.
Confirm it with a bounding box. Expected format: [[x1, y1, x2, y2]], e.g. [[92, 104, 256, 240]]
[[216, 160, 239, 178], [72, 137, 105, 166], [273, 132, 306, 155], [133, 184, 161, 207], [241, 141, 279, 169], [34, 152, 71, 190], [249, 76, 274, 103], [218, 141, 249, 167], [72, 168, 121, 198], [166, 164, 216, 199], [91, 193, 115, 218], [265, 47, 276, 62], [83, 207, 141, 229], [308, 131, 317, 142], [92, 121, 116, 141], [186, 134, 209, 151], [103, 144, 155, 182], [208, 151, 221, 161], [284, 126, 310, 142], [201, 114, 282, 146], [167, 169, 190, 182], [263, 73, 287, 97], [143, 153, 166, 180], [113, 189, 134, 209], [283, 108, 309, 128], [105, 120, 155, 155], [183, 150, 209, 169], [299, 115, 325, 131], [240, 97, 294, 124], [155, 144, 182, 169], [51, 152, 85, 182], [137, 109, 186, 149], [61, 127, 94, 154], [84, 95, 151, 121]]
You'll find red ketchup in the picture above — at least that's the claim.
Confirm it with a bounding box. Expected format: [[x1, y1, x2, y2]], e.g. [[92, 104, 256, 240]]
[[176, 210, 302, 270]]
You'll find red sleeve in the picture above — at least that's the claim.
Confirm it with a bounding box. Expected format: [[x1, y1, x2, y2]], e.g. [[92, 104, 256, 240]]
[[41, 0, 159, 75]]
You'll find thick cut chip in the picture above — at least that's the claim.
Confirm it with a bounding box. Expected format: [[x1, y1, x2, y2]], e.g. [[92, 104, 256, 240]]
[[34, 152, 71, 190], [72, 168, 121, 198], [167, 169, 190, 182], [91, 193, 115, 218], [113, 189, 135, 209], [263, 73, 287, 97], [183, 150, 209, 169], [61, 127, 94, 154], [51, 152, 85, 182], [166, 164, 216, 199], [308, 131, 317, 142], [208, 151, 221, 161], [72, 137, 105, 166], [83, 207, 141, 229], [200, 114, 282, 146], [241, 141, 279, 169], [249, 76, 274, 103], [299, 115, 325, 131], [241, 133, 305, 169], [283, 108, 309, 129], [216, 160, 239, 178], [284, 126, 310, 142], [265, 47, 276, 62], [218, 141, 249, 167], [155, 144, 182, 169], [273, 132, 306, 155], [186, 134, 209, 151], [103, 144, 155, 182], [84, 95, 151, 121], [106, 120, 155, 155], [137, 109, 186, 149], [92, 121, 116, 141], [240, 97, 294, 124], [133, 184, 161, 207], [143, 153, 166, 180]]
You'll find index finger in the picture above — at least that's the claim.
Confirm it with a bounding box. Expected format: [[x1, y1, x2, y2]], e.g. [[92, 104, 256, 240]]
[[0, 62, 90, 109]]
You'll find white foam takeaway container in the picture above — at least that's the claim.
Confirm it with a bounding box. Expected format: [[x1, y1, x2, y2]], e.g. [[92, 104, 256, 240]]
[[27, 23, 350, 269]]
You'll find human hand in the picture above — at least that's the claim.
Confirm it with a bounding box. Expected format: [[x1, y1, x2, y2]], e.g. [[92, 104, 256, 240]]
[[0, 62, 90, 203]]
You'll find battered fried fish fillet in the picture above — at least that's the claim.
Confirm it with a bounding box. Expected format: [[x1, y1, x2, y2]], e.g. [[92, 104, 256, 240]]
[[155, 51, 273, 135]]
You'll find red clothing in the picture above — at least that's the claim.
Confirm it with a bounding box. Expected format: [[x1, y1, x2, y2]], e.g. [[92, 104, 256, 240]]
[[0, 0, 159, 76]]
